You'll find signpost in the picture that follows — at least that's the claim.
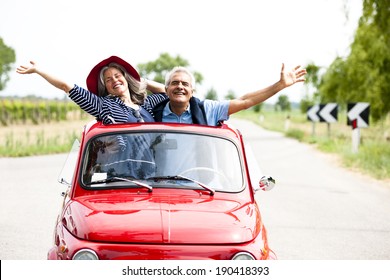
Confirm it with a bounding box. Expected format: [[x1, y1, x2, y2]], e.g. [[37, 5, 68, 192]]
[[307, 103, 338, 136], [307, 104, 320, 122], [307, 104, 320, 136], [307, 102, 370, 153], [347, 103, 370, 153], [347, 103, 370, 128], [318, 103, 338, 123]]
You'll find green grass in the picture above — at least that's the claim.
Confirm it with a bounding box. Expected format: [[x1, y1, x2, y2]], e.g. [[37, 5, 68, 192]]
[[343, 141, 390, 179], [235, 108, 390, 181], [0, 130, 79, 157]]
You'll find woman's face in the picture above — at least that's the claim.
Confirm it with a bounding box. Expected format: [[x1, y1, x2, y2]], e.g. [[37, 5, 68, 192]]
[[103, 67, 129, 97]]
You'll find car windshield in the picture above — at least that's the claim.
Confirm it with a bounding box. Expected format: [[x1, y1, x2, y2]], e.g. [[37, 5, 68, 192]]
[[81, 132, 244, 192]]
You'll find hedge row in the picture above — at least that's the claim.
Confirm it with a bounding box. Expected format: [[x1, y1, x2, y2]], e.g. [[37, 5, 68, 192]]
[[0, 99, 87, 125]]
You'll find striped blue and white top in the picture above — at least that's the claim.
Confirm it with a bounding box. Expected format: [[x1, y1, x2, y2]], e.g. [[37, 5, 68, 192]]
[[68, 84, 167, 124]]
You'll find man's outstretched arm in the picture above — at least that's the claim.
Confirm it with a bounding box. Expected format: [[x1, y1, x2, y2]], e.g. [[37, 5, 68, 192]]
[[228, 64, 306, 115]]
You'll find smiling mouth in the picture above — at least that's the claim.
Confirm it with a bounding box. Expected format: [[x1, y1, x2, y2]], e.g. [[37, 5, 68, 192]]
[[113, 83, 123, 89]]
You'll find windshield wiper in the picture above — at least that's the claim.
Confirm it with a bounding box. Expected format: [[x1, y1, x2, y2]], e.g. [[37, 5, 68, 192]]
[[175, 175, 215, 196], [147, 175, 183, 180], [146, 175, 214, 195], [88, 176, 153, 192]]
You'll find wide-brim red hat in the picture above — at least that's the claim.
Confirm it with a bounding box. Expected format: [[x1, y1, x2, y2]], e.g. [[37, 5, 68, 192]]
[[86, 56, 141, 94]]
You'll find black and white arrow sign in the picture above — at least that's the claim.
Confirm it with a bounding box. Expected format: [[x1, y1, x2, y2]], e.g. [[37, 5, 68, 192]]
[[319, 103, 338, 123], [347, 103, 370, 128], [307, 104, 320, 122], [307, 103, 338, 123]]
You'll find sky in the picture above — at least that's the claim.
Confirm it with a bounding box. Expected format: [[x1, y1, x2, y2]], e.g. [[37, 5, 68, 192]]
[[0, 0, 362, 103]]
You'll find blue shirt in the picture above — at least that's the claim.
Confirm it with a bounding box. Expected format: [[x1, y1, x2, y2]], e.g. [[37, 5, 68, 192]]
[[162, 99, 230, 126]]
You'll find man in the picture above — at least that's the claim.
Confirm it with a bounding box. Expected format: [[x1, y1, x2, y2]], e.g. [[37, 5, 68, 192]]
[[152, 64, 306, 126]]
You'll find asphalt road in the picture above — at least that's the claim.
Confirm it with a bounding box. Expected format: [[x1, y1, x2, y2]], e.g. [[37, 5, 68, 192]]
[[0, 153, 67, 260], [1, 118, 389, 260], [229, 118, 390, 260]]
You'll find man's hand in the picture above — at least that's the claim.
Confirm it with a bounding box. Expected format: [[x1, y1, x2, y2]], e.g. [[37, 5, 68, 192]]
[[280, 63, 307, 88]]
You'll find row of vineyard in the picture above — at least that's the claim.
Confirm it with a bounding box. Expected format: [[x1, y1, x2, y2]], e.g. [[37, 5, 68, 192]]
[[0, 99, 89, 125]]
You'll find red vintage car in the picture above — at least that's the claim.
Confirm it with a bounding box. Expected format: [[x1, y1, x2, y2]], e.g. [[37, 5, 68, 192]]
[[49, 120, 276, 260]]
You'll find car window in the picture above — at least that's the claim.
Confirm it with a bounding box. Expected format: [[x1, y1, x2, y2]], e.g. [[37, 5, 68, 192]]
[[58, 139, 80, 186], [243, 141, 263, 190], [81, 132, 244, 192]]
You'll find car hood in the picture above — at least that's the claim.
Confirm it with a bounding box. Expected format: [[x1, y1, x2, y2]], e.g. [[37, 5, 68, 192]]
[[63, 192, 261, 244]]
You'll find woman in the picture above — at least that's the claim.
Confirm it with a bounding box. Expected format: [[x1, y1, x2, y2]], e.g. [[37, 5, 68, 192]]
[[16, 55, 167, 124], [17, 56, 167, 179]]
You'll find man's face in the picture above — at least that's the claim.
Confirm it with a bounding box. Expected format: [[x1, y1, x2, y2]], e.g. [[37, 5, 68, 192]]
[[166, 72, 193, 106]]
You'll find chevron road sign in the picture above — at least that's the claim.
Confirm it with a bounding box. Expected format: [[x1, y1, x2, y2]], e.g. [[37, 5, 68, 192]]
[[307, 103, 338, 123], [307, 104, 320, 122], [319, 103, 338, 123], [347, 103, 370, 128]]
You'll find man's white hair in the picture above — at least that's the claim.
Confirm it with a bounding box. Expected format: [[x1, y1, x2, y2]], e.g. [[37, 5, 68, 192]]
[[165, 66, 196, 90]]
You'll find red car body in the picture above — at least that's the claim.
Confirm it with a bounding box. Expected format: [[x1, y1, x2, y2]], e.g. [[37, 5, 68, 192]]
[[48, 121, 275, 260]]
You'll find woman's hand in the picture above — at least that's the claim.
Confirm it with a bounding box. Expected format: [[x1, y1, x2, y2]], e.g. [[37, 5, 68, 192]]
[[16, 60, 73, 93], [16, 61, 38, 75]]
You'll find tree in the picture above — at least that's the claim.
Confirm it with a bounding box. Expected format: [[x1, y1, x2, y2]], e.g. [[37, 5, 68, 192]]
[[299, 95, 313, 114], [319, 0, 390, 122], [205, 87, 218, 100], [275, 94, 291, 112], [305, 63, 321, 88], [0, 37, 16, 91], [253, 103, 263, 113], [137, 52, 203, 88], [301, 62, 322, 113], [319, 57, 351, 107], [224, 89, 236, 100]]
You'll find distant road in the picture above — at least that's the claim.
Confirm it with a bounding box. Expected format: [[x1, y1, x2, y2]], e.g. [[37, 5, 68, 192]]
[[1, 118, 389, 259], [229, 118, 390, 259]]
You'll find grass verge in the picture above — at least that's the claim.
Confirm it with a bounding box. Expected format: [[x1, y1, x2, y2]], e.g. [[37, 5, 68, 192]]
[[0, 119, 92, 157]]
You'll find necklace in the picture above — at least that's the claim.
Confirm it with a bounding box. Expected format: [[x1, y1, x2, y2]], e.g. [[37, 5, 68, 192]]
[[132, 107, 144, 122]]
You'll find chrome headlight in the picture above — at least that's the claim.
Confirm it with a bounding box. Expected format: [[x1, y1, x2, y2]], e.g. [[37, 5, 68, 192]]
[[232, 252, 256, 260], [72, 249, 99, 260]]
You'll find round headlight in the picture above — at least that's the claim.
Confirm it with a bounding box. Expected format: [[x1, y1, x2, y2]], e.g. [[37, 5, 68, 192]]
[[232, 252, 256, 260], [72, 249, 99, 260]]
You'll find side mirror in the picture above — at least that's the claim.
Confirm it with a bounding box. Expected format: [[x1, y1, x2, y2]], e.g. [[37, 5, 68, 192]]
[[258, 176, 275, 191]]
